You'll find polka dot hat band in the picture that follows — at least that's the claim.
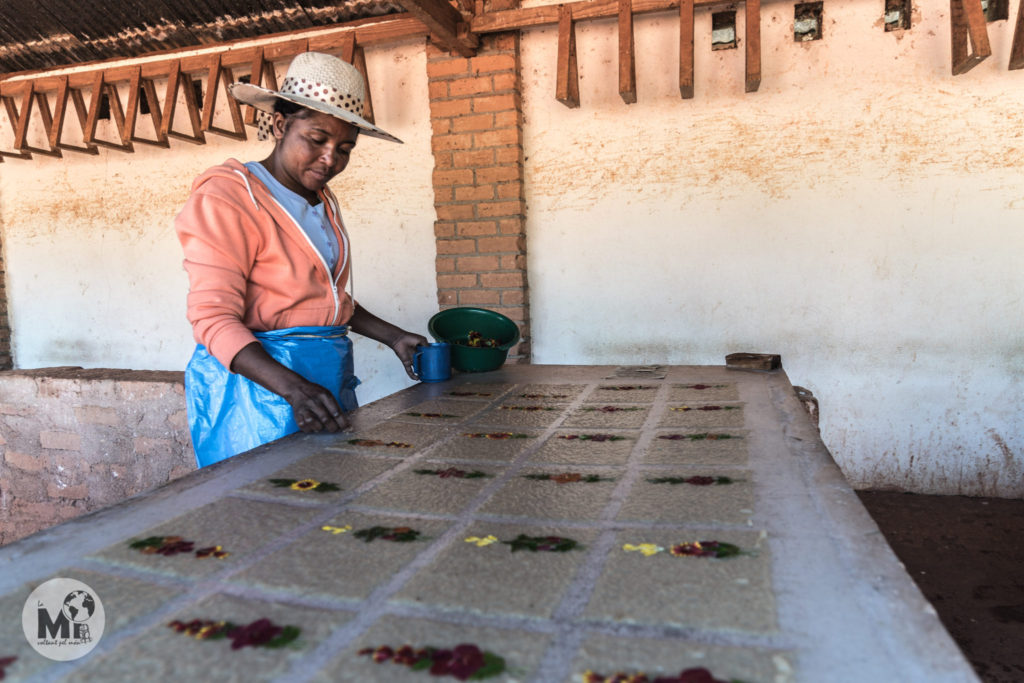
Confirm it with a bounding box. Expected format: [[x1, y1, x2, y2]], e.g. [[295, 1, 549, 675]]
[[227, 51, 402, 144]]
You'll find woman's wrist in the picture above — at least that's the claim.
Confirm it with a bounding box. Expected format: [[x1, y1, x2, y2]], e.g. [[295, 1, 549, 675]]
[[348, 304, 410, 347]]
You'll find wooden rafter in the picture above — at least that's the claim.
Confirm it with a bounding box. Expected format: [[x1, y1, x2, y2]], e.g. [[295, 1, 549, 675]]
[[130, 70, 169, 148], [336, 34, 375, 122], [474, 0, 700, 34], [0, 17, 430, 162], [82, 71, 134, 152], [339, 33, 358, 62], [12, 86, 51, 156], [50, 79, 99, 155], [395, 0, 478, 57], [351, 46, 376, 124], [1009, 0, 1024, 69], [160, 61, 205, 145], [201, 54, 247, 140], [556, 5, 580, 108], [679, 0, 694, 98], [950, 0, 991, 74], [745, 0, 761, 92], [618, 0, 637, 104]]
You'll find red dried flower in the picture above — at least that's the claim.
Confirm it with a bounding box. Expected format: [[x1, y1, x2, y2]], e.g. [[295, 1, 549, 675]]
[[431, 644, 486, 680], [670, 542, 719, 557], [226, 618, 283, 650], [393, 645, 420, 665]]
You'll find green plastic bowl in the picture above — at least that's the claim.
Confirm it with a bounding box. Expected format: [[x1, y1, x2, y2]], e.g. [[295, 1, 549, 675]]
[[428, 307, 521, 373]]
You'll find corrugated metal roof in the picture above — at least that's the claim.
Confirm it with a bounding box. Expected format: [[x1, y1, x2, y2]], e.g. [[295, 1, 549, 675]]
[[0, 0, 405, 75]]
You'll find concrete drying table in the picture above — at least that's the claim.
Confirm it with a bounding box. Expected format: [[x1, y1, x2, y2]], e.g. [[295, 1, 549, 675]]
[[0, 365, 977, 682]]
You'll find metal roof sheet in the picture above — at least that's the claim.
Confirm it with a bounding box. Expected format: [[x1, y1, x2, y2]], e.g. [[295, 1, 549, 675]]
[[0, 0, 404, 75]]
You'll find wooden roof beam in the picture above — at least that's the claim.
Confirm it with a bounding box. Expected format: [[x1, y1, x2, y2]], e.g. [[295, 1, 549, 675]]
[[619, 0, 637, 104], [745, 0, 761, 92], [950, 0, 991, 74], [555, 5, 580, 108], [473, 0, 690, 34], [679, 0, 694, 98], [395, 0, 478, 57], [1008, 0, 1024, 69]]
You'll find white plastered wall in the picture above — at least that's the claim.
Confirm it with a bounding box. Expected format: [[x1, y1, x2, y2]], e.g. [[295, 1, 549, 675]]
[[521, 2, 1023, 495], [0, 39, 438, 405]]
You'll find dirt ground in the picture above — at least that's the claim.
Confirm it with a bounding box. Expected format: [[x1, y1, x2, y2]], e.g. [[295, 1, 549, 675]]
[[857, 491, 1024, 683]]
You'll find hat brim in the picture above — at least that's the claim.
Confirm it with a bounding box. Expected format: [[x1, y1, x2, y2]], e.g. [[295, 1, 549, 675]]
[[228, 82, 402, 144]]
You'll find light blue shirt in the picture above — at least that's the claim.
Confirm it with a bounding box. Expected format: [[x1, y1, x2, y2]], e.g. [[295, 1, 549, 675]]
[[245, 161, 339, 271]]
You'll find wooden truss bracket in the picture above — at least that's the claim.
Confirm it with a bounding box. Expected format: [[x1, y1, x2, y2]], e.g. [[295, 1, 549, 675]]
[[201, 54, 247, 140], [8, 85, 63, 158], [1, 88, 38, 160], [679, 0, 694, 98], [83, 71, 135, 152], [1009, 0, 1024, 69], [352, 45, 376, 124], [338, 34, 375, 123], [618, 0, 637, 104], [44, 78, 97, 155], [745, 0, 761, 92], [556, 5, 581, 108], [161, 60, 206, 145], [50, 79, 99, 155], [950, 0, 991, 75], [127, 68, 170, 148]]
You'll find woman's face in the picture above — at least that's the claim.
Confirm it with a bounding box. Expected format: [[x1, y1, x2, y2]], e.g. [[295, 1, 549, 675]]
[[269, 109, 359, 202]]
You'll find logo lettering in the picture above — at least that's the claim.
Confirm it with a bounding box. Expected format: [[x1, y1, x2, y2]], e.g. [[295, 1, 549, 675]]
[[37, 607, 70, 640]]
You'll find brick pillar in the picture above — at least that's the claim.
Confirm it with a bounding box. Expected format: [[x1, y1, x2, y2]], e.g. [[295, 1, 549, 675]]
[[426, 34, 531, 362]]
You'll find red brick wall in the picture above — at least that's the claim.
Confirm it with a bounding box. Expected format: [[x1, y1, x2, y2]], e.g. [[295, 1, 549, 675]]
[[0, 236, 10, 370], [426, 33, 531, 362]]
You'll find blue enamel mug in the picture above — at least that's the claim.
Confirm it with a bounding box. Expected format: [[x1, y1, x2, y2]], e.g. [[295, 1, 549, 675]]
[[413, 342, 452, 383]]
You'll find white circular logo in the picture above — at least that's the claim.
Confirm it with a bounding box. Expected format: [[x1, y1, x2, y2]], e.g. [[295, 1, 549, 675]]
[[21, 578, 105, 661]]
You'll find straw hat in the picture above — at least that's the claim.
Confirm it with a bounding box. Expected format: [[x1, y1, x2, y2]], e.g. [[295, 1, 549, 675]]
[[228, 51, 401, 144]]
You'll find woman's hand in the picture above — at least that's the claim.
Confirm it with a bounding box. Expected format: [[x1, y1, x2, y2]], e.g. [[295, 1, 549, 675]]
[[390, 332, 429, 380], [280, 377, 351, 433], [230, 342, 350, 433]]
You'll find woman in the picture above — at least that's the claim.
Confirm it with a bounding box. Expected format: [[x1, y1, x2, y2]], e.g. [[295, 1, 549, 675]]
[[176, 51, 427, 467]]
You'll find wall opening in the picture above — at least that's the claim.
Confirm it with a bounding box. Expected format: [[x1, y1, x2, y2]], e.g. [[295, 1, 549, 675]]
[[711, 11, 738, 50], [884, 0, 911, 31], [794, 2, 824, 41]]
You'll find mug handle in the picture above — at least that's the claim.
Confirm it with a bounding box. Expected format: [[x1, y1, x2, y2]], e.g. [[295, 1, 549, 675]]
[[412, 345, 424, 378]]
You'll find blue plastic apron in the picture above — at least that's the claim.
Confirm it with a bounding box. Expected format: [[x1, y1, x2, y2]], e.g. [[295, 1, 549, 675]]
[[185, 325, 360, 468]]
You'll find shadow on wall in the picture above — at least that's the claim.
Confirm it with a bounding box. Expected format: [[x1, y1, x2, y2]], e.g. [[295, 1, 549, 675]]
[[0, 367, 195, 546]]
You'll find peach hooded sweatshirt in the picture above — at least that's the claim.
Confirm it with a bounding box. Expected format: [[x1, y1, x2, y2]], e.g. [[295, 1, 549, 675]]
[[175, 159, 355, 369]]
